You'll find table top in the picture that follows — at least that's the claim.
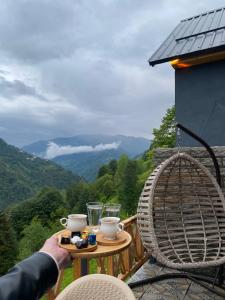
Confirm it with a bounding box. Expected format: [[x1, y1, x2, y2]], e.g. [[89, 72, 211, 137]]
[[57, 229, 132, 259]]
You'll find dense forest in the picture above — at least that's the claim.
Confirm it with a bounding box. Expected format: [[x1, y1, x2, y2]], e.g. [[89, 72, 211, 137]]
[[0, 138, 81, 209], [0, 106, 175, 276]]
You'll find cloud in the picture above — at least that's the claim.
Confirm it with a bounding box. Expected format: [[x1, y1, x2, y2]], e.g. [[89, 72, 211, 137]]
[[0, 75, 44, 99], [0, 0, 79, 63], [45, 141, 121, 159], [0, 0, 224, 146]]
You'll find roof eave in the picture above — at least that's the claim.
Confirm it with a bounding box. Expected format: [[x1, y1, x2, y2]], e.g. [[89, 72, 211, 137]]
[[148, 45, 225, 67]]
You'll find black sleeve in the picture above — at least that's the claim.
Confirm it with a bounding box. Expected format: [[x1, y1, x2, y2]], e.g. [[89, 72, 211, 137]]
[[0, 252, 58, 300]]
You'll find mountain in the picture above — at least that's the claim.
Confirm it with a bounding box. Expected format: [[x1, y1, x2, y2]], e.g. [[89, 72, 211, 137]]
[[23, 135, 150, 181], [54, 149, 123, 182], [0, 138, 81, 209]]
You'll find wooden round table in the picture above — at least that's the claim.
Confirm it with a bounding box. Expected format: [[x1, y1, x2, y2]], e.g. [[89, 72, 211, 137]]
[[56, 229, 132, 280]]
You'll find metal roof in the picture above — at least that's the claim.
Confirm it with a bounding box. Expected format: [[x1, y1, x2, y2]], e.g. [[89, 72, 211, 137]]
[[149, 7, 225, 66]]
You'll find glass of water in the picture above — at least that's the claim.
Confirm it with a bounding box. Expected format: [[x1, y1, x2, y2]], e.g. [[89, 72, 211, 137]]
[[86, 202, 103, 233], [104, 203, 121, 218]]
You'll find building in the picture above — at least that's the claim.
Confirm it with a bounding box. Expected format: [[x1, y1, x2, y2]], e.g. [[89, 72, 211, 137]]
[[149, 7, 225, 146]]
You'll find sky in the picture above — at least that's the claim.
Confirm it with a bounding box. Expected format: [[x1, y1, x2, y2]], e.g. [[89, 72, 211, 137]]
[[0, 0, 225, 147]]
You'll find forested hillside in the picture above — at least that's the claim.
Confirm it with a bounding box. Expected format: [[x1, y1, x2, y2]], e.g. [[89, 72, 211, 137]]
[[53, 149, 124, 181], [23, 134, 150, 181], [0, 106, 175, 277], [0, 138, 81, 209]]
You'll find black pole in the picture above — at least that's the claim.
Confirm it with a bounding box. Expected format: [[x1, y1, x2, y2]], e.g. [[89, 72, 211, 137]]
[[177, 123, 224, 285], [176, 123, 222, 187]]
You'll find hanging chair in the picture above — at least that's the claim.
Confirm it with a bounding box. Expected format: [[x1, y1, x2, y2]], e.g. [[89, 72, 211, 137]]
[[137, 152, 225, 270]]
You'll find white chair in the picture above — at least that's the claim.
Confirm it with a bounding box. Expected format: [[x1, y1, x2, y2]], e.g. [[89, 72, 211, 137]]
[[56, 274, 136, 300]]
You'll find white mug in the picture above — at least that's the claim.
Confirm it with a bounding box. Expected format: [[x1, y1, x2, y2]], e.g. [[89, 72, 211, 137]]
[[60, 214, 87, 232], [100, 217, 124, 240]]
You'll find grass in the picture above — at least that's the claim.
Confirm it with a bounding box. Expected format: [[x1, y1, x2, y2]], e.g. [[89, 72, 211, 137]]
[[42, 259, 98, 299]]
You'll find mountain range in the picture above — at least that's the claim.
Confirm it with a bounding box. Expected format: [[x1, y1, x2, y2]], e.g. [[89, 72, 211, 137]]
[[23, 135, 150, 181], [0, 138, 80, 209]]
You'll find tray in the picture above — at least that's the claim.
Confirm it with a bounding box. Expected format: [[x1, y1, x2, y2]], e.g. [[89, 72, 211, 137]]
[[57, 230, 97, 253], [96, 231, 127, 246]]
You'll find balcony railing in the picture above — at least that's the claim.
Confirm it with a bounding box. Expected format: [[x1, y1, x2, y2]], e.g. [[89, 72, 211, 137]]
[[47, 215, 149, 300]]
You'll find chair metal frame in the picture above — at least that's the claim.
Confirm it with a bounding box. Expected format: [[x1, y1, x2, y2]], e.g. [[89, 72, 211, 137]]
[[130, 124, 225, 297]]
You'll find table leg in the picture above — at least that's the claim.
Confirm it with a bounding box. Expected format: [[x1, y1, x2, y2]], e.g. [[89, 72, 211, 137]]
[[73, 258, 82, 280], [81, 258, 89, 276], [107, 256, 114, 276]]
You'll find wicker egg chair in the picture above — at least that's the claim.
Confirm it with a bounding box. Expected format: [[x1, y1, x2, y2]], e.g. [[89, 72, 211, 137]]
[[129, 151, 225, 296], [137, 152, 225, 270]]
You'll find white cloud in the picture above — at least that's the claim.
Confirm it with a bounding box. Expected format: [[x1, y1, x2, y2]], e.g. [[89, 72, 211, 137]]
[[45, 141, 121, 159], [0, 0, 224, 146]]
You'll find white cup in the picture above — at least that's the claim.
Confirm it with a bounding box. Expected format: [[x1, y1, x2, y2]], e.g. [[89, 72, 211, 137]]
[[60, 214, 87, 232], [100, 217, 124, 240]]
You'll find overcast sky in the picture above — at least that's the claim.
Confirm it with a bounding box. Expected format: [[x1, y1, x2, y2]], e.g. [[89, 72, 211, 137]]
[[0, 0, 224, 147]]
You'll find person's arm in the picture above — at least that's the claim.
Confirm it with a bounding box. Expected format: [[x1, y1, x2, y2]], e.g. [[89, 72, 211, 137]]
[[0, 252, 58, 300], [0, 236, 70, 300]]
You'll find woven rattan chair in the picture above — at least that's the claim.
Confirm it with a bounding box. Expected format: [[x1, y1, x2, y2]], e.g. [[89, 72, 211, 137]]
[[127, 125, 225, 296], [137, 152, 225, 270], [55, 274, 136, 300]]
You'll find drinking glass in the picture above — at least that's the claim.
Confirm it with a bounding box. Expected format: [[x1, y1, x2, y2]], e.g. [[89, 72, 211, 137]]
[[86, 202, 103, 233], [104, 203, 121, 218]]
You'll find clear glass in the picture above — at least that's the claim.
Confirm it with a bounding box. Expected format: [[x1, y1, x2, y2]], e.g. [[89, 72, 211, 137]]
[[104, 203, 121, 218], [86, 202, 103, 232]]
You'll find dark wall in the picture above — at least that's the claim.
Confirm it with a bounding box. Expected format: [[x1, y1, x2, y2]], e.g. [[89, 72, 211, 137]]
[[175, 59, 225, 146]]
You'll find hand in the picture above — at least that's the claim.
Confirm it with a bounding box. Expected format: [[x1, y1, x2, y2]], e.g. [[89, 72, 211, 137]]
[[39, 235, 71, 270]]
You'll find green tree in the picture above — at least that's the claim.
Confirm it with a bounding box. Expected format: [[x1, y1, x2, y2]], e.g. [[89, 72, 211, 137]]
[[102, 179, 114, 199], [73, 187, 90, 214], [18, 217, 50, 260], [115, 154, 128, 187], [66, 182, 98, 214], [48, 206, 69, 233], [150, 105, 176, 149], [95, 174, 113, 191], [119, 160, 138, 216], [67, 182, 88, 210], [10, 187, 64, 237], [108, 160, 117, 177], [97, 165, 109, 178], [136, 159, 145, 175], [94, 174, 113, 202], [32, 187, 65, 225], [0, 211, 18, 275]]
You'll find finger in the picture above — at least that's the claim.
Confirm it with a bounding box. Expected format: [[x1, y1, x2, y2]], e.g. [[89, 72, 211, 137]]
[[51, 235, 58, 241], [49, 235, 59, 245]]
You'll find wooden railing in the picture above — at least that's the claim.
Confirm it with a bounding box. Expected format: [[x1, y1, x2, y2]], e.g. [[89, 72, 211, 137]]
[[47, 215, 149, 299]]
